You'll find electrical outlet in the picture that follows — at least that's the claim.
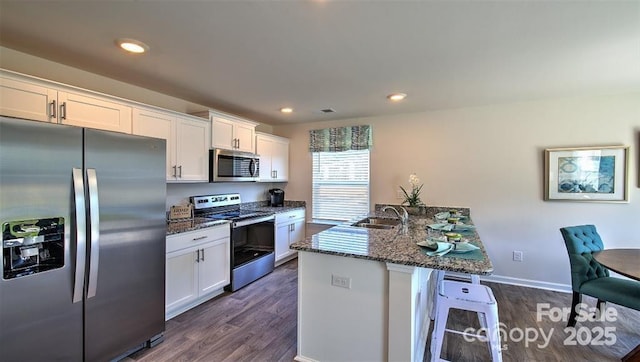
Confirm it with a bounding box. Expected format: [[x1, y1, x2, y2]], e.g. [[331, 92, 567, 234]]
[[513, 250, 523, 262], [331, 274, 351, 289]]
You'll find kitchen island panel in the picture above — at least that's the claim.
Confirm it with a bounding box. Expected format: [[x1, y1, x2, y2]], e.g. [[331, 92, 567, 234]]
[[296, 251, 433, 362], [297, 252, 389, 362]]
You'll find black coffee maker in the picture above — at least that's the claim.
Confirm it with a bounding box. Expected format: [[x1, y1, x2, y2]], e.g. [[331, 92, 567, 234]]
[[268, 188, 284, 207]]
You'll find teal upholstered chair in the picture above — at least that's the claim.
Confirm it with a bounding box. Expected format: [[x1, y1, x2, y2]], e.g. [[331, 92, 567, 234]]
[[560, 225, 640, 327]]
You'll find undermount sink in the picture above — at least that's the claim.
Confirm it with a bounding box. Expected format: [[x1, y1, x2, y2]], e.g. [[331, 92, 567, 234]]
[[351, 217, 401, 229]]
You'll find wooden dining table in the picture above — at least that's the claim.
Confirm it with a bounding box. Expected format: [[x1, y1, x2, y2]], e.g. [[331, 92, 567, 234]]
[[592, 249, 640, 362], [593, 249, 640, 280]]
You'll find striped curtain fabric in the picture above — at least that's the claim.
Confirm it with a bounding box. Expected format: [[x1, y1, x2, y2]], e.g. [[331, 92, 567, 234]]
[[309, 125, 372, 152]]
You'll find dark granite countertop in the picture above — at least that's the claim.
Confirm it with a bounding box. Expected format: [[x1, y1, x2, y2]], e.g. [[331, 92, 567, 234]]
[[289, 205, 493, 275], [166, 218, 230, 236], [240, 200, 306, 214], [166, 200, 306, 235]]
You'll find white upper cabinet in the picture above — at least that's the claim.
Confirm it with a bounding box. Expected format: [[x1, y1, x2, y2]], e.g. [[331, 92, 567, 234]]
[[0, 76, 57, 122], [175, 115, 209, 182], [132, 108, 176, 180], [133, 107, 210, 182], [256, 132, 289, 182], [192, 110, 258, 153], [211, 116, 235, 150], [57, 91, 131, 133], [1, 71, 132, 133]]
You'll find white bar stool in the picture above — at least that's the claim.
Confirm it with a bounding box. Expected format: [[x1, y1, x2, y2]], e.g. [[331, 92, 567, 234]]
[[430, 280, 502, 362], [430, 270, 480, 320]]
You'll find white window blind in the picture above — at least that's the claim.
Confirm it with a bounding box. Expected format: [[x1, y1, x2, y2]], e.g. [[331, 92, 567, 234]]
[[312, 150, 370, 222]]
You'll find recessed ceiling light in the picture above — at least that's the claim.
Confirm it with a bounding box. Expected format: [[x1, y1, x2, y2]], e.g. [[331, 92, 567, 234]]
[[116, 38, 149, 54], [280, 107, 294, 113], [387, 93, 407, 102]]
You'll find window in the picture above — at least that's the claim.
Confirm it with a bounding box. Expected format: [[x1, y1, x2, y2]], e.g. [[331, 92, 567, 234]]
[[312, 149, 370, 222]]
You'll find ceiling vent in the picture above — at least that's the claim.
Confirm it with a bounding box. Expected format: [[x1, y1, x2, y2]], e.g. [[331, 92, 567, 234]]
[[320, 108, 336, 114]]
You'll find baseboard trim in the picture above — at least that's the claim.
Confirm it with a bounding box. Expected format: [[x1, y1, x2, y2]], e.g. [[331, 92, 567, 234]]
[[480, 274, 572, 293]]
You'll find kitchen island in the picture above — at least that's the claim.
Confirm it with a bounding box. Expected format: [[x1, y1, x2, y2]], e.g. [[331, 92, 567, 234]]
[[290, 206, 493, 362]]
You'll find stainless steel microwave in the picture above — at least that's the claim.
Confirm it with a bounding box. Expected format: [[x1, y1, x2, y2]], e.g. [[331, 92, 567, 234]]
[[209, 148, 259, 182]]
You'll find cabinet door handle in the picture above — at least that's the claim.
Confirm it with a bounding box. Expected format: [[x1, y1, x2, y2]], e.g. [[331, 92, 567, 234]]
[[172, 165, 177, 178], [60, 102, 67, 120], [192, 235, 207, 241], [196, 249, 200, 263], [201, 248, 205, 261], [49, 100, 57, 119], [275, 170, 278, 179], [178, 165, 182, 178]]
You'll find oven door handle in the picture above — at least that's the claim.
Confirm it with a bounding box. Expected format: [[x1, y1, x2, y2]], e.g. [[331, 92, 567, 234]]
[[233, 215, 275, 228]]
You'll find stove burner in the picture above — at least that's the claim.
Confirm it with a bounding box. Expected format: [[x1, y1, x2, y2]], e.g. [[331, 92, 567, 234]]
[[198, 210, 273, 222], [191, 193, 273, 222]]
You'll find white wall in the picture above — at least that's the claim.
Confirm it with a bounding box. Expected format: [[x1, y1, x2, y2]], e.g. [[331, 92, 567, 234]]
[[275, 93, 640, 289], [166, 182, 284, 210]]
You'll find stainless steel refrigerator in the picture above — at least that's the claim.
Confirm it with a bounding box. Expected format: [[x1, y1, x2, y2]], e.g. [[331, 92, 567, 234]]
[[0, 116, 166, 361]]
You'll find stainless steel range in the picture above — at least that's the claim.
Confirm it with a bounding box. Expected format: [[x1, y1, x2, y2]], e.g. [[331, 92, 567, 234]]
[[191, 193, 275, 291]]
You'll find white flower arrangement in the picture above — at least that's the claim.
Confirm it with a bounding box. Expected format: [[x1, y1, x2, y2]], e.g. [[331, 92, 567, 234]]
[[400, 173, 424, 207]]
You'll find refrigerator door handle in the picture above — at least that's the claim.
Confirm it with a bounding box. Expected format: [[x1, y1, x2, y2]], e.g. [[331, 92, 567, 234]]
[[86, 168, 100, 299], [72, 168, 87, 303]]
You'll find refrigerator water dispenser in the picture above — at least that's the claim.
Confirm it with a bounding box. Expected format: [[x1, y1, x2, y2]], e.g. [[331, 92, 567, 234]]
[[2, 217, 65, 280]]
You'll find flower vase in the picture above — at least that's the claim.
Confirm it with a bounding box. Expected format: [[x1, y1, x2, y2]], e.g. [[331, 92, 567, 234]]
[[405, 206, 425, 215]]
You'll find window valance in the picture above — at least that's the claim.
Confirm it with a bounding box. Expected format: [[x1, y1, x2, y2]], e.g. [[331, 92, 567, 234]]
[[308, 125, 372, 152]]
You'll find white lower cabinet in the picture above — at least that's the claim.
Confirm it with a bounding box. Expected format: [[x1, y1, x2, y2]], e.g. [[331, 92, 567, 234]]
[[165, 224, 230, 320], [275, 209, 306, 265]]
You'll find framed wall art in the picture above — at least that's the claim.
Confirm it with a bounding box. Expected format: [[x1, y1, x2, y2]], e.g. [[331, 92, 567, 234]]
[[544, 145, 629, 202]]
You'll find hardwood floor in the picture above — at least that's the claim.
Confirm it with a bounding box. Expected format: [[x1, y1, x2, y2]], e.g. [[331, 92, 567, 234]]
[[128, 260, 639, 362], [127, 260, 298, 362], [429, 281, 640, 362]]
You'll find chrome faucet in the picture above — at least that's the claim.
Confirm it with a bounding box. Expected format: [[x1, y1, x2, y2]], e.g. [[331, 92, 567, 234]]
[[382, 205, 409, 225]]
